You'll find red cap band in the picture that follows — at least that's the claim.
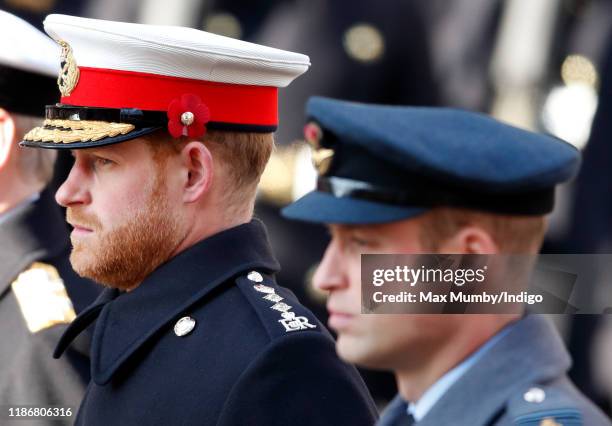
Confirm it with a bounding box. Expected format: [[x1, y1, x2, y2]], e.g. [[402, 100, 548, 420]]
[[61, 67, 278, 126]]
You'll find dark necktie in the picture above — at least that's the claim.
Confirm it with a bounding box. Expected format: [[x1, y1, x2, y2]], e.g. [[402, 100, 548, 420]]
[[392, 412, 416, 426], [388, 401, 416, 426]]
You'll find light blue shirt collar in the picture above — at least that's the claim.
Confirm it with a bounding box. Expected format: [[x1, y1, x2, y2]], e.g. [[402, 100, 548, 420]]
[[407, 322, 516, 421], [0, 193, 40, 226]]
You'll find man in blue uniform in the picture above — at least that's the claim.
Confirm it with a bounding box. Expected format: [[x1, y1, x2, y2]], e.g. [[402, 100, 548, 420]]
[[0, 10, 99, 425], [282, 97, 612, 425], [20, 15, 377, 426]]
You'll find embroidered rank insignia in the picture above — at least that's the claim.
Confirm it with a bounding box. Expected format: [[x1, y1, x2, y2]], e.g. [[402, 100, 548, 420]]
[[270, 302, 292, 313], [246, 272, 317, 333], [11, 262, 76, 333], [279, 312, 317, 333], [263, 293, 283, 303], [514, 408, 582, 426], [253, 284, 275, 294]]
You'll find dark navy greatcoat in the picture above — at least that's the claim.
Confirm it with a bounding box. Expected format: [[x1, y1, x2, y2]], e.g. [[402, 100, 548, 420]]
[[0, 189, 100, 425], [55, 219, 378, 425]]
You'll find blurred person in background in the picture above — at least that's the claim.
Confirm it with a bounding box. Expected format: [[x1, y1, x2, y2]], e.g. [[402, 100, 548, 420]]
[[282, 97, 612, 425], [0, 10, 99, 424], [564, 34, 612, 415]]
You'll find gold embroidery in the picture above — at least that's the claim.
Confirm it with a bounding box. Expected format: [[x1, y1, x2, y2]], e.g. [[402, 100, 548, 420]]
[[23, 119, 136, 144]]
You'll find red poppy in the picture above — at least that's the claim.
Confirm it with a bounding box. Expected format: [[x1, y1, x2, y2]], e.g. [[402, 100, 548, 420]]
[[167, 93, 211, 138], [304, 122, 322, 146]]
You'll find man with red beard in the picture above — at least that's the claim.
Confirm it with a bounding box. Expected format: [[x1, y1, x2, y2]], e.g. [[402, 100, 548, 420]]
[[21, 15, 377, 426]]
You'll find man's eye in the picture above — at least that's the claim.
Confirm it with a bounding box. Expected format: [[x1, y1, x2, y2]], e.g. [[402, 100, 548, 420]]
[[349, 236, 371, 247], [94, 157, 114, 167]]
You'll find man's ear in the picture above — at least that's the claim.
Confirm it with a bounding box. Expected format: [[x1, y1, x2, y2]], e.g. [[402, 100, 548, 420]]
[[0, 108, 17, 169], [437, 225, 500, 254], [179, 140, 213, 203]]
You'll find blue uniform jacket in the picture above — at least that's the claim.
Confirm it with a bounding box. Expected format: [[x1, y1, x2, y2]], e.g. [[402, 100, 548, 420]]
[[377, 315, 612, 426], [54, 219, 378, 425]]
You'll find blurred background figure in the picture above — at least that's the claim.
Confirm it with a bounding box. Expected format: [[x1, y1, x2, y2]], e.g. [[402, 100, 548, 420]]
[[3, 0, 611, 415], [563, 34, 612, 416], [0, 10, 99, 424]]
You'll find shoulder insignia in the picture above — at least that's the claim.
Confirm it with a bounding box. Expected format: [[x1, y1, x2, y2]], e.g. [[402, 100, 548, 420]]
[[11, 262, 76, 333], [510, 385, 582, 426], [237, 270, 318, 335], [277, 311, 317, 333], [513, 409, 581, 425]]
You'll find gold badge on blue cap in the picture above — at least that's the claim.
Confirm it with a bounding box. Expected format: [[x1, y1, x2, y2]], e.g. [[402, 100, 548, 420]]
[[304, 121, 334, 176]]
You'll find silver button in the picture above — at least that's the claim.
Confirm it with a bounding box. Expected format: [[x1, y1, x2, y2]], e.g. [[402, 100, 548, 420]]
[[247, 271, 264, 282], [523, 387, 546, 403], [174, 316, 196, 337]]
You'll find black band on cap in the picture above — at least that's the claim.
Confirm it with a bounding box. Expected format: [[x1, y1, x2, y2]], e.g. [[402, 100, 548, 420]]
[[317, 176, 555, 215], [45, 104, 277, 133], [0, 65, 57, 116], [46, 105, 167, 127]]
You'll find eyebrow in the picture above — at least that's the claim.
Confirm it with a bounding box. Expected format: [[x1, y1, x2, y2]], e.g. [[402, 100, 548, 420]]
[[327, 224, 349, 239], [74, 148, 122, 160]]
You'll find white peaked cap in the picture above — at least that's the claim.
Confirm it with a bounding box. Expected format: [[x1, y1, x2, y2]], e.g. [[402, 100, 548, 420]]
[[0, 10, 59, 77], [43, 14, 310, 87], [20, 14, 310, 149]]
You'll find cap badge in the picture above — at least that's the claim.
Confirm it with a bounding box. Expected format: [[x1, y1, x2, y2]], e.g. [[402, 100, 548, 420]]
[[57, 41, 80, 97], [304, 122, 334, 175], [167, 94, 211, 139]]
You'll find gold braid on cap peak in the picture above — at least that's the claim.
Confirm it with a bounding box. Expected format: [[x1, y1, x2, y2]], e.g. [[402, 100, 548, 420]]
[[23, 119, 136, 144]]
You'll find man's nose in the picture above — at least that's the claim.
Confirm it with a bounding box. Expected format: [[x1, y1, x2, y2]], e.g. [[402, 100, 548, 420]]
[[313, 240, 347, 293], [55, 163, 90, 207]]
